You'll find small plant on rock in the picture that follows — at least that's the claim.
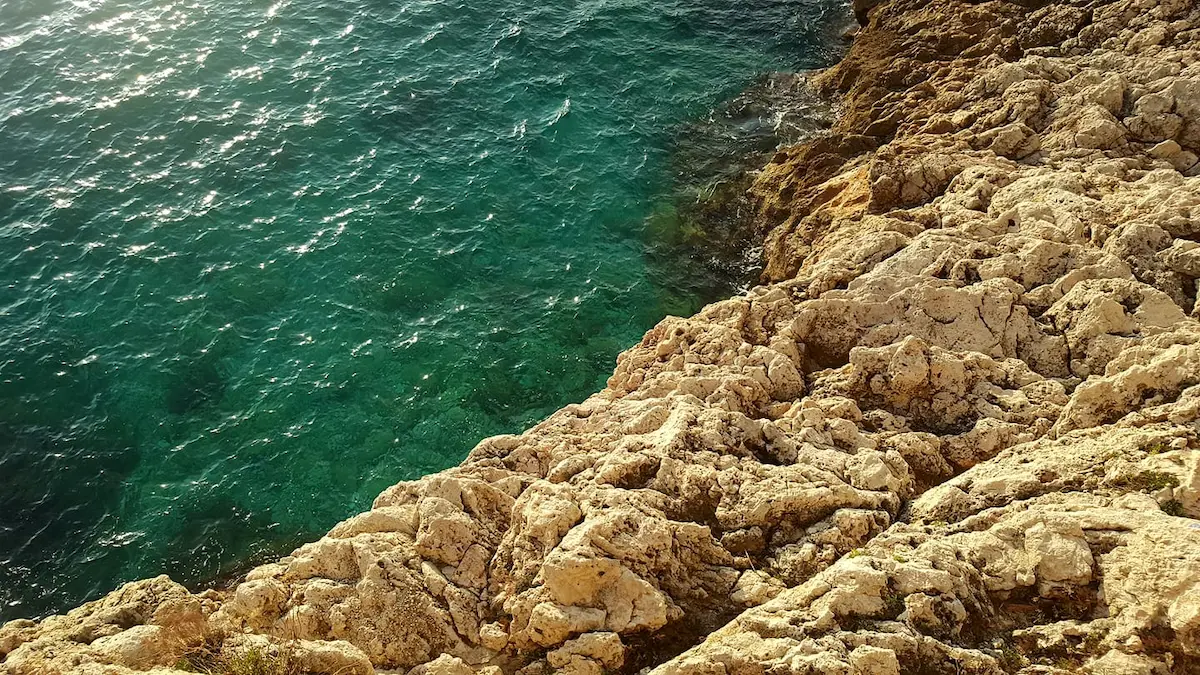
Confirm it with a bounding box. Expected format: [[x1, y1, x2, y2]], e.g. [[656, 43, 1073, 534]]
[[994, 640, 1025, 673], [1123, 471, 1180, 492], [1162, 499, 1186, 517], [176, 641, 301, 675], [882, 591, 907, 618]]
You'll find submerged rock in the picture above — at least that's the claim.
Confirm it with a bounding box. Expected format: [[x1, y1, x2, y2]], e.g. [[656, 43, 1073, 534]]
[[646, 71, 838, 306], [5, 0, 1200, 672]]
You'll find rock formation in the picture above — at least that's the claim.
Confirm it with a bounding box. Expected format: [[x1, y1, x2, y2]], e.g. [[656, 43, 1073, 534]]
[[4, 0, 1200, 672]]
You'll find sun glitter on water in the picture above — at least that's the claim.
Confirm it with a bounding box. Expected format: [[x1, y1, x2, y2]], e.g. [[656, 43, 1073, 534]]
[[0, 0, 848, 619]]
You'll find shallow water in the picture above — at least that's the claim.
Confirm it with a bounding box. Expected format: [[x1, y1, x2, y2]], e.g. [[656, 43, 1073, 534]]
[[0, 0, 847, 619]]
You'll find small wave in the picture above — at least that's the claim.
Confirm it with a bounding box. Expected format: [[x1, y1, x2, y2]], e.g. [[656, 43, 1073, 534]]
[[545, 98, 571, 127], [0, 0, 850, 623]]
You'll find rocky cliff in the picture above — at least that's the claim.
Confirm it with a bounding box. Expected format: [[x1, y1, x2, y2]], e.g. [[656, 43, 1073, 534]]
[[5, 0, 1200, 672]]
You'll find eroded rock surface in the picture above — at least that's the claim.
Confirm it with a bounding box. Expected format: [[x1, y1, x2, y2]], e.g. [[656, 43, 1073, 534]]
[[4, 0, 1200, 673]]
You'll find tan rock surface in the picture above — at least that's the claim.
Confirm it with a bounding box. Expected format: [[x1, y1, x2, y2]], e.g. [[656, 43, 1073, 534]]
[[4, 0, 1200, 672]]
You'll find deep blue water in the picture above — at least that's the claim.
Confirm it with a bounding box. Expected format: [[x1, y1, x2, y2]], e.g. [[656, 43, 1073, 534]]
[[0, 0, 847, 620]]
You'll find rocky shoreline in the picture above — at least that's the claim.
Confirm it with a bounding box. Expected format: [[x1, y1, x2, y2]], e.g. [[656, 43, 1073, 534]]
[[5, 0, 1200, 672]]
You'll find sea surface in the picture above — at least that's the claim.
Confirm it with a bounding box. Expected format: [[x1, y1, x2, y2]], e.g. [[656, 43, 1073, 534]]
[[0, 0, 847, 620]]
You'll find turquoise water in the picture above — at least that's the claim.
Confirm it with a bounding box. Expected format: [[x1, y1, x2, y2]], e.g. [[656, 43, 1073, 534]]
[[0, 0, 846, 620]]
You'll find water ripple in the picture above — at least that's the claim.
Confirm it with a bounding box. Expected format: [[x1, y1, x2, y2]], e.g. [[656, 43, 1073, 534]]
[[0, 0, 850, 620]]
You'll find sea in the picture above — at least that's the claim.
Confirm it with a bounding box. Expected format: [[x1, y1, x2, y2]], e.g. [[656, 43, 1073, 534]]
[[0, 0, 848, 620]]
